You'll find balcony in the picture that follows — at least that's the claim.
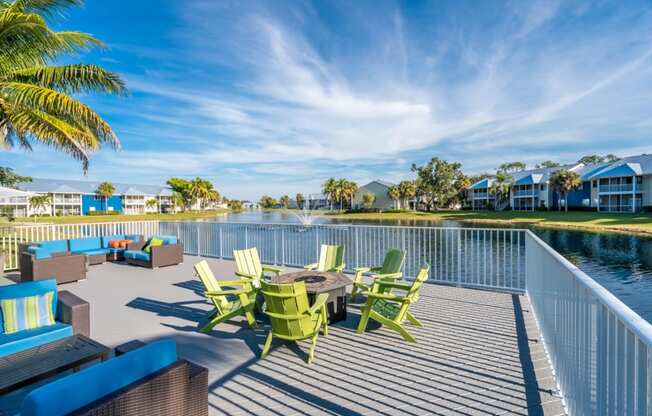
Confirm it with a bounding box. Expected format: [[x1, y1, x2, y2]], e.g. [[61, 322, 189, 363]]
[[472, 191, 489, 199], [512, 189, 535, 197], [3, 221, 651, 415]]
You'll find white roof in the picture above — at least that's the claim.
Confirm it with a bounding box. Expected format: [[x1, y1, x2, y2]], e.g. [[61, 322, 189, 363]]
[[0, 186, 34, 198]]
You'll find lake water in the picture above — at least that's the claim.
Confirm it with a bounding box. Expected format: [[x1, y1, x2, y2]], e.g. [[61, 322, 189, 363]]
[[215, 210, 652, 323]]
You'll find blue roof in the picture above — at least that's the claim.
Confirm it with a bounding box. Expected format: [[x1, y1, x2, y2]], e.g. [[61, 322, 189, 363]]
[[469, 178, 493, 189], [586, 162, 644, 180], [515, 174, 544, 185]]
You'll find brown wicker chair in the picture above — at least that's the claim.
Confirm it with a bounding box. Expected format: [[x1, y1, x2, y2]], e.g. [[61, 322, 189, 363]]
[[19, 244, 87, 285], [124, 240, 183, 269]]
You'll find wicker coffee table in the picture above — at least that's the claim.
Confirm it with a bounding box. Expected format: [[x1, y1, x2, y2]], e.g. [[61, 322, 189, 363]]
[[0, 334, 110, 395], [273, 271, 352, 323]]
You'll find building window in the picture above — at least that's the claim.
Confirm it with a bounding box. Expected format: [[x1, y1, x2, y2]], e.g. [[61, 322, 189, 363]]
[[636, 176, 643, 184], [593, 181, 597, 188]]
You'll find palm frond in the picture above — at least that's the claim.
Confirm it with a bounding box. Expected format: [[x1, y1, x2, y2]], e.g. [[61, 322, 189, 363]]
[[7, 64, 126, 95], [1, 82, 120, 148], [9, 0, 81, 16]]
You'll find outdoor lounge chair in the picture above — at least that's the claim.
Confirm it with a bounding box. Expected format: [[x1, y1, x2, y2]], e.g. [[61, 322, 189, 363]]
[[234, 247, 282, 287], [260, 280, 329, 364], [350, 248, 406, 300], [356, 264, 430, 343], [193, 260, 257, 332], [304, 244, 345, 273]]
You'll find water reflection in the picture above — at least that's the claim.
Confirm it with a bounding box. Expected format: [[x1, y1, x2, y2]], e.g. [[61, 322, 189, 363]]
[[220, 211, 652, 322]]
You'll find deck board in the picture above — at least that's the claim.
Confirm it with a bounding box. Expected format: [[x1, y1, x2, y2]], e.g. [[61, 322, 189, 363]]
[[1, 256, 565, 415]]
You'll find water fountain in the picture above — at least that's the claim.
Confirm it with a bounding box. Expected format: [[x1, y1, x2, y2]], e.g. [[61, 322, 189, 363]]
[[290, 206, 321, 226]]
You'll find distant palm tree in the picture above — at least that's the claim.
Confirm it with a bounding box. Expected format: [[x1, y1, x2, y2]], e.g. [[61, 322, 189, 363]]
[[0, 0, 126, 170], [295, 193, 305, 209], [362, 192, 376, 209], [29, 194, 51, 220], [549, 170, 582, 212], [388, 185, 401, 209], [279, 195, 290, 208], [95, 182, 115, 212], [343, 180, 358, 209], [145, 198, 158, 213], [398, 180, 417, 210], [322, 178, 337, 210], [489, 172, 513, 211]]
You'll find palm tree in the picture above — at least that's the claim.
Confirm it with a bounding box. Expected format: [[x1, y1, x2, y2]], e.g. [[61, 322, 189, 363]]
[[145, 198, 158, 213], [171, 191, 185, 212], [322, 178, 337, 210], [489, 172, 513, 211], [343, 180, 358, 210], [95, 181, 115, 212], [279, 195, 290, 208], [29, 194, 51, 220], [398, 180, 417, 210], [188, 178, 219, 209], [0, 0, 126, 171], [362, 192, 376, 209], [388, 185, 401, 209], [295, 193, 305, 209], [549, 170, 582, 212]]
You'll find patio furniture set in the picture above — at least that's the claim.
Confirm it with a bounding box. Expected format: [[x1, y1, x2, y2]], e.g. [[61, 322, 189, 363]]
[[194, 244, 431, 364], [19, 234, 184, 284], [0, 278, 208, 415]]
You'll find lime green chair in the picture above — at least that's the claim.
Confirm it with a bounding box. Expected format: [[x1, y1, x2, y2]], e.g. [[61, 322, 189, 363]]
[[350, 248, 406, 299], [304, 244, 345, 273], [356, 264, 430, 343], [194, 260, 257, 333], [234, 247, 282, 287], [260, 280, 329, 364]]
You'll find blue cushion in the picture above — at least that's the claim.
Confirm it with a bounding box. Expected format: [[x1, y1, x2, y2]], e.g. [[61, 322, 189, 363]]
[[38, 240, 68, 255], [71, 248, 110, 256], [153, 235, 177, 245], [124, 250, 150, 262], [0, 322, 72, 358], [69, 237, 102, 252], [21, 340, 178, 416], [100, 234, 125, 248], [0, 279, 58, 334], [27, 246, 51, 260], [108, 248, 125, 253]]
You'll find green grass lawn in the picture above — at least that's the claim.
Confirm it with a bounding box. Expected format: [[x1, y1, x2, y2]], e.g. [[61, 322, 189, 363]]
[[8, 209, 229, 224], [325, 210, 652, 235]]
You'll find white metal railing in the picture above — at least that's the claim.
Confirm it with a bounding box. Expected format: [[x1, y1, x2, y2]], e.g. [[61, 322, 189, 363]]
[[1, 221, 159, 270], [160, 221, 526, 292], [599, 184, 634, 193], [513, 189, 535, 197], [526, 231, 652, 415]]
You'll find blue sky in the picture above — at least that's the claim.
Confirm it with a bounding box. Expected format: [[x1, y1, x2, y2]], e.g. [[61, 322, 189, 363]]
[[4, 0, 652, 199]]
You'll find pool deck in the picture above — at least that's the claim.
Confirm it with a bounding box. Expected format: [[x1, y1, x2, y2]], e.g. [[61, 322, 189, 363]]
[[1, 256, 565, 415]]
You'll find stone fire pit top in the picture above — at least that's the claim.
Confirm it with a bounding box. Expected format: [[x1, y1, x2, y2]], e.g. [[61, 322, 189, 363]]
[[272, 271, 352, 293]]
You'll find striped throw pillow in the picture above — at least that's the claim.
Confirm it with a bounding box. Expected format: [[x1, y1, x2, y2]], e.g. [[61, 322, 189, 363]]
[[1, 292, 56, 334]]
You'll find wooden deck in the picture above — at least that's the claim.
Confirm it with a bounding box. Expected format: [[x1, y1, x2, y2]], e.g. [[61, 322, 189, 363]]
[[1, 256, 565, 415]]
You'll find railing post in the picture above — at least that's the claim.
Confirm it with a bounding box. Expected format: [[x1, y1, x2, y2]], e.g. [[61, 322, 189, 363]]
[[219, 226, 223, 259], [457, 229, 462, 286], [355, 227, 359, 268], [196, 223, 201, 256], [281, 228, 285, 266]]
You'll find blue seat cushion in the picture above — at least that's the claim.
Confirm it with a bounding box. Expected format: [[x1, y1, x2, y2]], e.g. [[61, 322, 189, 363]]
[[108, 247, 125, 253], [124, 250, 150, 262], [0, 322, 72, 358], [21, 340, 178, 416], [69, 237, 102, 252], [27, 246, 51, 260], [71, 248, 110, 256], [152, 235, 177, 245], [38, 240, 68, 255], [100, 234, 125, 248], [0, 279, 58, 334]]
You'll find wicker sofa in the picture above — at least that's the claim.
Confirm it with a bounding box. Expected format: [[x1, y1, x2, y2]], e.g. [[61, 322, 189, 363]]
[[124, 235, 184, 268], [20, 339, 208, 416], [0, 279, 89, 358], [19, 240, 87, 285]]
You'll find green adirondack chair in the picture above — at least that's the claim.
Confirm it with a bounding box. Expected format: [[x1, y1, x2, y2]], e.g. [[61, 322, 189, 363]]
[[356, 264, 430, 343], [350, 248, 406, 300], [194, 260, 257, 333], [304, 244, 345, 272], [234, 247, 282, 287], [260, 280, 329, 364]]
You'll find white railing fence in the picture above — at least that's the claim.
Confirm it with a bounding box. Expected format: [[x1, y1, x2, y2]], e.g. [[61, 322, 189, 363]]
[[526, 231, 652, 415], [1, 221, 159, 270], [160, 221, 526, 292]]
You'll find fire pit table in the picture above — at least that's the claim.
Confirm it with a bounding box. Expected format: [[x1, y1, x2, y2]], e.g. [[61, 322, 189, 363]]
[[272, 271, 352, 323]]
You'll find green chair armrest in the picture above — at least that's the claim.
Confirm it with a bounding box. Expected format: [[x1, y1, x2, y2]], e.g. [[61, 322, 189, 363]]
[[369, 266, 383, 272], [215, 279, 251, 286], [332, 264, 345, 272], [308, 293, 329, 315], [361, 291, 404, 301], [354, 267, 371, 273], [376, 281, 412, 290], [304, 263, 318, 271], [235, 271, 257, 280], [262, 265, 282, 275], [370, 272, 403, 280], [205, 289, 248, 296]]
